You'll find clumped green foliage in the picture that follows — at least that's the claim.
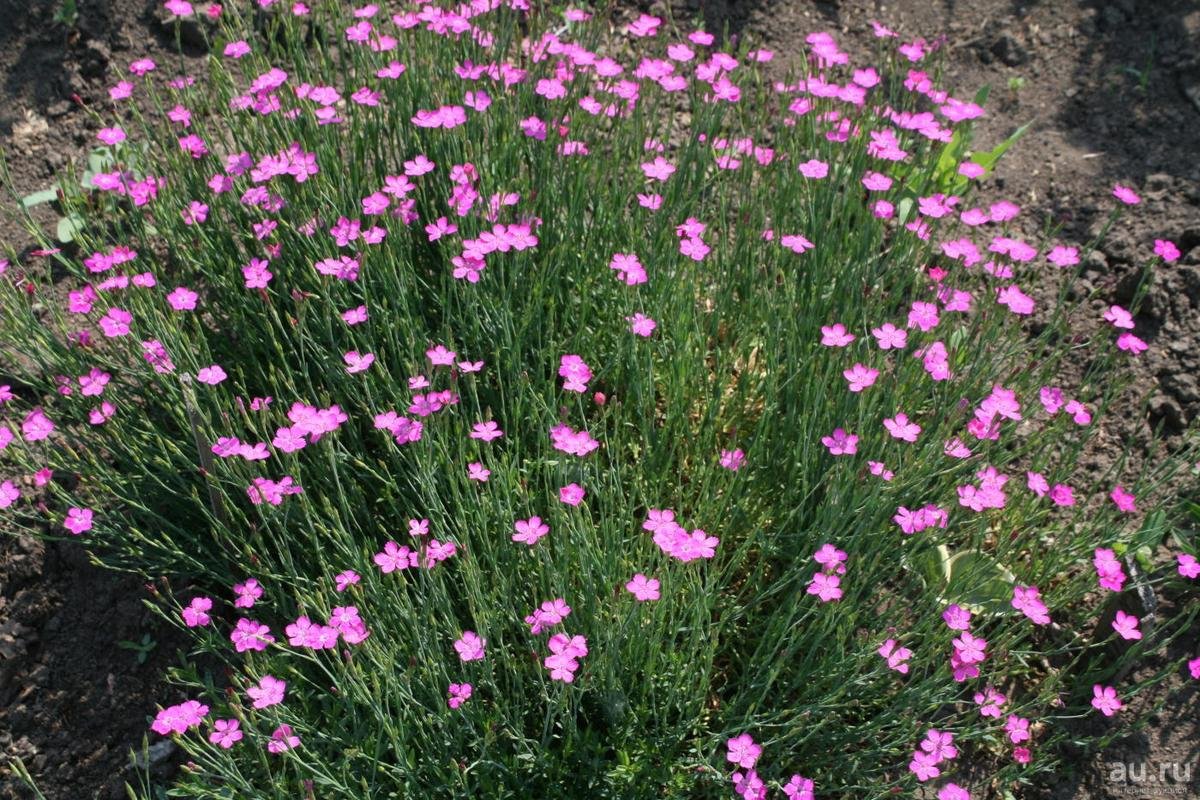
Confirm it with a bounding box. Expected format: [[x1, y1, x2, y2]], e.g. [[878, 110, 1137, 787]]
[[1, 2, 1196, 799]]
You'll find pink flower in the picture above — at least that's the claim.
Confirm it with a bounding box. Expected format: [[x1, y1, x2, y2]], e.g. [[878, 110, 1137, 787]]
[[22, 409, 56, 441], [1116, 332, 1147, 354], [921, 729, 958, 762], [426, 344, 457, 365], [550, 423, 599, 457], [334, 570, 360, 591], [1112, 610, 1142, 640], [909, 750, 940, 782], [230, 618, 274, 652], [247, 675, 287, 709], [953, 632, 987, 664], [1103, 304, 1135, 330], [182, 596, 213, 627], [97, 126, 126, 145], [1011, 585, 1051, 625], [559, 483, 585, 506], [513, 515, 550, 546], [626, 312, 657, 336], [467, 462, 491, 482], [883, 413, 921, 443], [196, 365, 227, 385], [1153, 239, 1180, 262], [524, 598, 571, 635], [1112, 184, 1141, 205], [559, 354, 593, 393], [878, 638, 912, 673], [726, 733, 762, 770], [943, 604, 972, 631], [1110, 485, 1137, 512], [63, 507, 94, 535], [374, 541, 416, 573], [782, 775, 815, 800], [454, 631, 486, 662], [1005, 715, 1030, 744], [820, 323, 855, 347], [641, 156, 676, 181], [342, 305, 368, 325], [780, 234, 814, 254], [821, 428, 857, 456], [938, 783, 970, 800], [166, 287, 198, 311], [1094, 548, 1128, 592], [625, 573, 661, 601], [233, 578, 263, 608], [1091, 685, 1123, 716], [209, 719, 243, 749], [1049, 483, 1075, 507], [843, 363, 878, 392], [470, 421, 504, 441], [447, 682, 473, 709], [720, 449, 746, 471], [974, 686, 1007, 718], [813, 543, 847, 574], [997, 285, 1035, 315], [151, 699, 208, 735], [610, 252, 648, 285], [798, 159, 828, 178], [807, 572, 842, 602], [871, 322, 907, 350], [267, 724, 300, 753], [544, 633, 588, 682], [1178, 553, 1200, 579], [1046, 245, 1080, 267], [343, 351, 375, 374]]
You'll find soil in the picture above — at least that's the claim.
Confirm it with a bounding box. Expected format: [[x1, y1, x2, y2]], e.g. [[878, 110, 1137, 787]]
[[1, 0, 1197, 798]]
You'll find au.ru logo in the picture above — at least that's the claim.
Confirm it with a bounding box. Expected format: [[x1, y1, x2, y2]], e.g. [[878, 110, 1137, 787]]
[[1106, 759, 1193, 786]]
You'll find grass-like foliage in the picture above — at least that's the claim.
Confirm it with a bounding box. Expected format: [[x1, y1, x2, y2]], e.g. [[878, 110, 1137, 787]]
[[1, 3, 1197, 799]]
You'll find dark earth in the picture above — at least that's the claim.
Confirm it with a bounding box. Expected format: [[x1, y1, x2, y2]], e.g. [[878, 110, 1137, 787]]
[[1, 0, 1198, 797]]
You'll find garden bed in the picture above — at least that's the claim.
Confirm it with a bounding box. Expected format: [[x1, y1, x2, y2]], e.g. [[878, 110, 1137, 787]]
[[0, 0, 1197, 798]]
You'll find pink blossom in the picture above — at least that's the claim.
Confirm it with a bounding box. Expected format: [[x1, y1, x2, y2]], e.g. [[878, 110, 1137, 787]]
[[334, 570, 360, 591], [807, 572, 842, 602], [182, 596, 213, 627], [726, 733, 761, 770], [1112, 184, 1141, 205], [209, 719, 243, 749], [843, 363, 878, 392], [63, 507, 94, 535], [230, 618, 274, 652], [454, 631, 486, 662], [821, 428, 857, 456], [247, 675, 287, 709], [559, 483, 585, 506], [1112, 610, 1142, 640], [447, 683, 473, 709], [820, 323, 855, 347], [626, 313, 657, 336], [625, 573, 661, 601], [871, 322, 907, 350], [267, 724, 300, 753], [196, 365, 227, 385], [720, 449, 746, 471], [513, 515, 550, 546], [1091, 685, 1123, 716], [151, 699, 208, 735]]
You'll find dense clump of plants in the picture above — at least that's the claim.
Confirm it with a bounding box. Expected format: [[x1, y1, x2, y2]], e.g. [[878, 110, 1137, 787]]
[[1, 1, 1197, 798]]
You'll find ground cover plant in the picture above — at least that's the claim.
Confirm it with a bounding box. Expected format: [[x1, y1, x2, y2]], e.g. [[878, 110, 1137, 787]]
[[1, 1, 1198, 798]]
